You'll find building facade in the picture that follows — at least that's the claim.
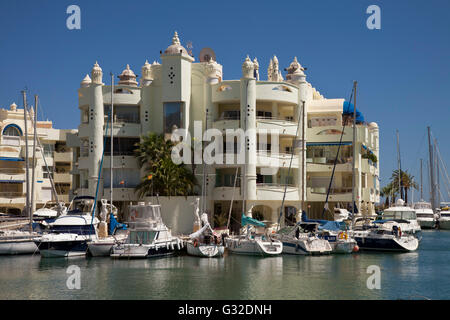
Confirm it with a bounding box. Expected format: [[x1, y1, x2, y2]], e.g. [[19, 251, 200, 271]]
[[0, 102, 76, 215], [68, 32, 379, 232]]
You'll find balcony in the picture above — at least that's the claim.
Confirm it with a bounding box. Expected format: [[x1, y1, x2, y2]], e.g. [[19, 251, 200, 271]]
[[54, 151, 72, 162], [212, 81, 241, 103], [0, 144, 22, 159], [54, 173, 71, 183], [0, 191, 25, 204], [256, 117, 298, 136], [307, 187, 352, 202], [256, 151, 299, 168], [0, 168, 25, 181], [307, 161, 352, 172], [256, 183, 299, 201], [256, 82, 298, 104]]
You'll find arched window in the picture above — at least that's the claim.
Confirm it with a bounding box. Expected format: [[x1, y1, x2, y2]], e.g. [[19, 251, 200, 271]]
[[3, 124, 22, 136]]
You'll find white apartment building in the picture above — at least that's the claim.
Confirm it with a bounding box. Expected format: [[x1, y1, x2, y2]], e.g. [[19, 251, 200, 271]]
[[0, 102, 75, 215], [68, 32, 379, 233]]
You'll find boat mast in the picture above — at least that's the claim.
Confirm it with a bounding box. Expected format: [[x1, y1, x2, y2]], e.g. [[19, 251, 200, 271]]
[[396, 130, 402, 201], [110, 73, 114, 213], [351, 81, 357, 227], [22, 91, 31, 229], [427, 126, 436, 211], [301, 100, 306, 218], [420, 158, 423, 201], [30, 95, 38, 228], [202, 109, 208, 214], [435, 138, 440, 208]]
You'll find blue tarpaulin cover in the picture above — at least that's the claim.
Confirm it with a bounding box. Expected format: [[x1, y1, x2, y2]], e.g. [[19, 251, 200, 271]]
[[301, 211, 346, 231], [241, 214, 266, 227]]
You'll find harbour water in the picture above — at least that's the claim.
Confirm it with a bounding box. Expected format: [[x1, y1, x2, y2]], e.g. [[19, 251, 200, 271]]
[[1, 230, 449, 300]]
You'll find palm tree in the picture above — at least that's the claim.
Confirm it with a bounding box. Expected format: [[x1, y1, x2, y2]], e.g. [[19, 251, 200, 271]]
[[390, 169, 419, 204], [134, 133, 198, 198], [380, 182, 396, 208]]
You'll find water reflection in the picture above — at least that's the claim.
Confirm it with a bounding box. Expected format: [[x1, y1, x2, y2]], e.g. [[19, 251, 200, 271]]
[[0, 231, 449, 299]]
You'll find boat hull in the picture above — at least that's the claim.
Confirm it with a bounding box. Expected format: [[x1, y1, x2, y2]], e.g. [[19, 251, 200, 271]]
[[227, 239, 282, 256], [281, 239, 331, 255], [88, 242, 114, 257], [186, 242, 224, 257], [354, 236, 418, 252], [0, 240, 38, 255], [417, 218, 435, 229], [438, 219, 450, 230], [35, 240, 89, 258], [111, 240, 180, 259]]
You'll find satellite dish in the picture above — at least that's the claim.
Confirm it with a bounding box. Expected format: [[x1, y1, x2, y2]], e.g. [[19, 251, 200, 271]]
[[199, 47, 216, 62]]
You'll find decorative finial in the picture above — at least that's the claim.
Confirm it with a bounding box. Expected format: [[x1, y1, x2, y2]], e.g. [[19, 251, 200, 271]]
[[242, 55, 254, 79], [91, 62, 103, 84], [172, 31, 180, 45]]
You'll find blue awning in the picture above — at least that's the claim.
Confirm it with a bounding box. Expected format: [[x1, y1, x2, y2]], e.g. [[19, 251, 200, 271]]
[[307, 142, 352, 146], [0, 157, 24, 162], [0, 180, 24, 183], [343, 101, 364, 123]]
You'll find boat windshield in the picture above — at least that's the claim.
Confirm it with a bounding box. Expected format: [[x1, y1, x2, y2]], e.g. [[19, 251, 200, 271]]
[[382, 210, 417, 220], [68, 198, 95, 214], [414, 203, 432, 210], [127, 231, 158, 244], [441, 213, 450, 217]]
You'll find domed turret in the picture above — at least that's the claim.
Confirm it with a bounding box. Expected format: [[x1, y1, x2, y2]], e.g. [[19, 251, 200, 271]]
[[80, 74, 91, 88], [164, 31, 188, 55], [117, 64, 138, 86], [10, 102, 17, 111], [91, 62, 103, 84], [286, 57, 306, 84]]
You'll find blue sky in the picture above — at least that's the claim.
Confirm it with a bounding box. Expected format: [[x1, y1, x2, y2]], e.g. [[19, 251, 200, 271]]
[[0, 0, 449, 202]]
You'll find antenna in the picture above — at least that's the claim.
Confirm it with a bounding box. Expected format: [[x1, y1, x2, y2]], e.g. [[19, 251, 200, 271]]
[[199, 47, 216, 62]]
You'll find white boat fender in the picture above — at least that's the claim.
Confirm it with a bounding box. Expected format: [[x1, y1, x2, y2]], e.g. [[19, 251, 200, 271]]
[[170, 242, 174, 250]]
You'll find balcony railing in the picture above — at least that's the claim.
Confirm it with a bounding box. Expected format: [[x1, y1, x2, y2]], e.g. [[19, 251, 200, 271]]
[[309, 187, 352, 194], [0, 192, 24, 198], [0, 168, 25, 175]]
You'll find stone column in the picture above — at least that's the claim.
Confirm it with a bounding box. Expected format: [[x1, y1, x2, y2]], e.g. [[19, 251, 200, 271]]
[[241, 56, 257, 217], [89, 62, 104, 196]]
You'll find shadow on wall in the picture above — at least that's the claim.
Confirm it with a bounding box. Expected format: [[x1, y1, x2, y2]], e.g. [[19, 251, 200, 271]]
[[144, 196, 198, 235]]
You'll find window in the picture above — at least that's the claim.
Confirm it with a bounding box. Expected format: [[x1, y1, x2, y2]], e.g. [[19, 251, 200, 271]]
[[164, 102, 183, 133], [104, 137, 139, 156], [42, 166, 54, 179], [43, 144, 55, 157], [257, 111, 272, 118], [3, 125, 21, 136], [104, 105, 140, 124], [2, 124, 22, 146]]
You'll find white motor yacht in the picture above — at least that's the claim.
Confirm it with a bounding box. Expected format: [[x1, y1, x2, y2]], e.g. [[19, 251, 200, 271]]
[[381, 199, 422, 240], [438, 207, 450, 230], [414, 201, 435, 229], [110, 202, 183, 259], [33, 196, 99, 258], [353, 220, 419, 252]]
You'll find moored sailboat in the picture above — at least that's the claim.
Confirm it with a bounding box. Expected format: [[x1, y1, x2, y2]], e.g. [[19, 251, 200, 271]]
[[225, 215, 282, 256], [186, 199, 224, 258]]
